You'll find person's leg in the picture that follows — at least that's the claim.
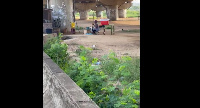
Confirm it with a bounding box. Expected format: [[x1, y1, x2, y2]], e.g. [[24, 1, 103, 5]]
[[93, 30, 96, 34]]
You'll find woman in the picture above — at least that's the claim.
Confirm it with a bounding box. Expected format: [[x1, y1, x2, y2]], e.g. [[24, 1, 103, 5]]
[[92, 20, 99, 34]]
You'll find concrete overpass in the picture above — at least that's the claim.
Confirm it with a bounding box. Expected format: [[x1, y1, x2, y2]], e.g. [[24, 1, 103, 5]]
[[43, 0, 133, 35], [74, 0, 133, 20]]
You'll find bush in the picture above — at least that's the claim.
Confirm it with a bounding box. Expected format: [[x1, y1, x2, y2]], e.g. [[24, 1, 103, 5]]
[[43, 37, 140, 108], [43, 33, 69, 70], [68, 49, 140, 108], [101, 52, 140, 83], [75, 26, 84, 30]]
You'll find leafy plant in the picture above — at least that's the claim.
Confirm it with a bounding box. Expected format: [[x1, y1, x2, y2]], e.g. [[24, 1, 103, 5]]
[[75, 26, 84, 30], [43, 33, 69, 70], [43, 38, 140, 108]]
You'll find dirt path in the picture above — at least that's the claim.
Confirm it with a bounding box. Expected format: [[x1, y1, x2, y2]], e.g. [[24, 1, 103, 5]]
[[63, 18, 140, 58]]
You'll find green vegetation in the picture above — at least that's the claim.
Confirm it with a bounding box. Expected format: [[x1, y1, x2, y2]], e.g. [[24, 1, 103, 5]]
[[102, 10, 107, 18], [43, 33, 70, 71], [75, 5, 140, 19], [75, 12, 80, 18], [126, 10, 140, 18], [89, 16, 97, 19], [43, 34, 140, 108], [128, 6, 140, 11], [88, 10, 96, 16], [75, 26, 84, 30]]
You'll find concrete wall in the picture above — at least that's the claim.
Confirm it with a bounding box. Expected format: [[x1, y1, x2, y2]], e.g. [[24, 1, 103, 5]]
[[43, 52, 99, 108], [43, 33, 57, 44]]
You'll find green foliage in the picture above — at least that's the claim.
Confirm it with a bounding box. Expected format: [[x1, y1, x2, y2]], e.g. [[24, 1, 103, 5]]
[[114, 80, 140, 108], [126, 10, 140, 18], [43, 37, 140, 108], [43, 33, 69, 70], [68, 50, 140, 108], [88, 10, 95, 16], [128, 6, 140, 11], [75, 26, 84, 30], [102, 11, 107, 18], [89, 16, 97, 19], [75, 45, 93, 62], [101, 52, 140, 82]]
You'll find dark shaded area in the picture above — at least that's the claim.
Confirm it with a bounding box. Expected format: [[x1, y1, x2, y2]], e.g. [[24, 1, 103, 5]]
[[61, 36, 73, 40]]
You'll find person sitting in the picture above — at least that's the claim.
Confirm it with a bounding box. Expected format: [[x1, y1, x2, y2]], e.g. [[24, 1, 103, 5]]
[[92, 20, 99, 34], [91, 23, 95, 32]]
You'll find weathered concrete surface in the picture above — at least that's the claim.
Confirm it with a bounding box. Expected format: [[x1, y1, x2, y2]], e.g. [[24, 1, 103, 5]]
[[118, 2, 132, 9], [49, 0, 73, 32], [118, 9, 126, 18], [79, 10, 89, 20], [96, 11, 102, 17], [99, 0, 127, 6], [106, 5, 118, 21], [43, 23, 52, 33], [91, 6, 105, 11], [43, 52, 99, 108], [75, 3, 96, 11], [43, 33, 57, 44]]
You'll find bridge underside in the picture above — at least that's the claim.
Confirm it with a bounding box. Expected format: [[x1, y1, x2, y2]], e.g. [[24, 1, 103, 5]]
[[43, 0, 134, 32]]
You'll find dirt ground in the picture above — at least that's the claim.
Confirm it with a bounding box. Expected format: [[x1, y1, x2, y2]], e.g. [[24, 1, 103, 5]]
[[63, 18, 140, 58]]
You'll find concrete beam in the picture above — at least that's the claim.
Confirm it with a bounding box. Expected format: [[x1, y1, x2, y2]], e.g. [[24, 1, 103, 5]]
[[75, 0, 96, 3], [75, 3, 96, 11], [118, 3, 132, 9], [91, 6, 105, 12], [99, 0, 126, 6]]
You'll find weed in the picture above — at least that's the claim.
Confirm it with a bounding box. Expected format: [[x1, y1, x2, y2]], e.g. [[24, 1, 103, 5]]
[[43, 36, 140, 108]]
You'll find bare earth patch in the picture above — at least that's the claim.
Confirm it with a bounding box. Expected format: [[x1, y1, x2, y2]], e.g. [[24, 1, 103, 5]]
[[64, 18, 140, 58]]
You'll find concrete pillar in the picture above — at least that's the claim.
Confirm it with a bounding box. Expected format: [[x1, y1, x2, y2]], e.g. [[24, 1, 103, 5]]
[[50, 0, 73, 32], [106, 5, 118, 21], [64, 0, 73, 32], [96, 11, 102, 18], [105, 6, 110, 19], [118, 9, 126, 18], [79, 10, 89, 20]]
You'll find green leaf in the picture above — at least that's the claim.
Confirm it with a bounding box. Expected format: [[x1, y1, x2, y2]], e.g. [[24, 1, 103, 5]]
[[101, 88, 107, 91], [134, 90, 140, 95], [132, 104, 139, 108], [120, 101, 127, 105], [81, 56, 86, 61], [108, 87, 115, 92], [119, 65, 126, 71]]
